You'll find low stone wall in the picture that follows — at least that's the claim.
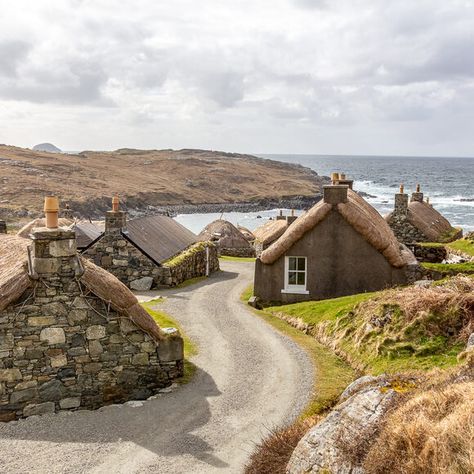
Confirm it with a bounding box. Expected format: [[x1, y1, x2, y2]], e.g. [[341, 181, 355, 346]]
[[165, 242, 219, 286], [0, 280, 182, 421], [219, 246, 255, 258], [410, 244, 447, 263]]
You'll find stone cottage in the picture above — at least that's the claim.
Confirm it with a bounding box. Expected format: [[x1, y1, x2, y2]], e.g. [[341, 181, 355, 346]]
[[82, 197, 219, 290], [253, 211, 298, 257], [386, 184, 462, 245], [0, 199, 183, 421], [254, 181, 419, 304], [198, 219, 255, 257]]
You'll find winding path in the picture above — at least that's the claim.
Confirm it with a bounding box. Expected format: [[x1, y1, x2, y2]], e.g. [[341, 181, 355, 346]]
[[0, 260, 313, 473]]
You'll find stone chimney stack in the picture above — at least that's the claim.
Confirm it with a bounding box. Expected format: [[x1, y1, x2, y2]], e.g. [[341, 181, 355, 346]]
[[0, 220, 6, 234], [63, 203, 73, 220], [286, 209, 298, 224], [323, 184, 349, 204], [29, 197, 82, 281], [411, 184, 424, 203], [336, 172, 354, 190], [276, 210, 286, 221], [105, 195, 126, 235], [394, 183, 408, 217]]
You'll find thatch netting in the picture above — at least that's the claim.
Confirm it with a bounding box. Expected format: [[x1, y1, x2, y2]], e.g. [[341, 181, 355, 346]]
[[237, 225, 255, 242], [253, 219, 288, 245], [260, 202, 332, 264], [198, 219, 252, 249], [261, 189, 412, 267], [0, 235, 164, 341], [408, 201, 455, 241], [17, 218, 73, 239], [0, 235, 31, 311], [337, 190, 409, 268]]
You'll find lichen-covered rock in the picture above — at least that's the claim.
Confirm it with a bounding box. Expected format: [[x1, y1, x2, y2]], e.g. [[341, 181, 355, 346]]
[[130, 276, 154, 291], [287, 375, 400, 474]]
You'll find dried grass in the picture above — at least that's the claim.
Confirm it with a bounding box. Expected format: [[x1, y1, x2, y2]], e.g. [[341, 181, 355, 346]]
[[253, 219, 288, 245], [408, 200, 454, 242], [364, 379, 474, 474], [198, 219, 252, 250], [245, 416, 320, 474], [16, 218, 73, 239]]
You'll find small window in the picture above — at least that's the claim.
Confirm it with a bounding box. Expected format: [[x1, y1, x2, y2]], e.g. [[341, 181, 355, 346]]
[[283, 256, 308, 294]]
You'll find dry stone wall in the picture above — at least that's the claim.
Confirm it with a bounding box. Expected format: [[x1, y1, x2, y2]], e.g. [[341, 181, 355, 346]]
[[0, 279, 182, 421], [387, 214, 427, 244]]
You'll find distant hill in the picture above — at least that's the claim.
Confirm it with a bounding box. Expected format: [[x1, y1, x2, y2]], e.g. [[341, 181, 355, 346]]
[[0, 145, 326, 219], [32, 143, 61, 153]]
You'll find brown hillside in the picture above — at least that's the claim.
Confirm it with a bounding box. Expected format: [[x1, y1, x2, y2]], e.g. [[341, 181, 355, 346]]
[[0, 146, 324, 218]]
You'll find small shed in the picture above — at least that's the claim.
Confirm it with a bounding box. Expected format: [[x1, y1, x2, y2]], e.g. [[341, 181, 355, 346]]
[[386, 185, 462, 244], [198, 219, 255, 258], [254, 182, 419, 304], [0, 210, 183, 421]]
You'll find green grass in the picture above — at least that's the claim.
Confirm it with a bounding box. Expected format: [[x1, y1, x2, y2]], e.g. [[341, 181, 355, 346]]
[[265, 288, 466, 375], [242, 288, 355, 418], [447, 239, 474, 257], [220, 256, 256, 262], [174, 275, 208, 289], [142, 299, 198, 383], [164, 242, 210, 267], [422, 262, 474, 276]]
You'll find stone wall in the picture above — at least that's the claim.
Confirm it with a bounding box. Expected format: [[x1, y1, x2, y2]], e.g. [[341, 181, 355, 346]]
[[0, 228, 183, 421], [165, 242, 220, 286], [387, 214, 427, 244], [219, 246, 255, 258], [83, 233, 165, 290], [410, 243, 447, 263]]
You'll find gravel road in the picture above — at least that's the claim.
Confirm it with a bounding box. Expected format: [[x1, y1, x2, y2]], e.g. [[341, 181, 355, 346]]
[[0, 260, 313, 473]]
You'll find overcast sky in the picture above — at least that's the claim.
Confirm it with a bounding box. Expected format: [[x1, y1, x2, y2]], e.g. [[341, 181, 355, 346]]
[[0, 0, 473, 156]]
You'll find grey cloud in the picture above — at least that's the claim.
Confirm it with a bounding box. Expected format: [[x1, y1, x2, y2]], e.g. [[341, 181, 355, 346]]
[[0, 40, 31, 77]]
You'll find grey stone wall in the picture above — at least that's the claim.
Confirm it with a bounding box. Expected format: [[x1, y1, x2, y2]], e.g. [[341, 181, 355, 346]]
[[83, 233, 165, 289], [387, 213, 427, 244], [218, 246, 255, 258], [410, 244, 447, 263]]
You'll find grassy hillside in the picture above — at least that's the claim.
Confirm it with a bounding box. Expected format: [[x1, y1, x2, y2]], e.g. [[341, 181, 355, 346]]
[[266, 275, 473, 373], [0, 145, 325, 219]]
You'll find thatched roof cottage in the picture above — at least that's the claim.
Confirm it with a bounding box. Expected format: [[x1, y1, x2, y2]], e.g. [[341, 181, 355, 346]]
[[237, 225, 255, 243], [82, 197, 219, 290], [254, 179, 419, 304], [253, 211, 298, 257], [198, 219, 255, 258], [0, 198, 183, 421], [386, 184, 462, 244]]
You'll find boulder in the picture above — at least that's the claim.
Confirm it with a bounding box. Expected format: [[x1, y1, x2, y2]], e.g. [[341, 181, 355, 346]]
[[287, 375, 400, 474], [130, 277, 154, 291]]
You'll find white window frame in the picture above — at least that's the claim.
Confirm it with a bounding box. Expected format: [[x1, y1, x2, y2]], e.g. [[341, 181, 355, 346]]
[[282, 256, 309, 295]]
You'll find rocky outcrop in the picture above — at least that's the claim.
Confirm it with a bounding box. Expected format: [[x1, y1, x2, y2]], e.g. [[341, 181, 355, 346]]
[[32, 143, 61, 153], [287, 375, 401, 474]]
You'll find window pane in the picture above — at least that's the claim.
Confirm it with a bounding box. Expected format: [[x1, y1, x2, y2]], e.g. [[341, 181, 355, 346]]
[[297, 272, 306, 285], [288, 272, 297, 284], [297, 258, 306, 271], [289, 257, 297, 271]]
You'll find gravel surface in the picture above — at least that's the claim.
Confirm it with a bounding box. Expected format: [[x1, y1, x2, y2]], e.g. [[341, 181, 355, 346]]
[[0, 260, 313, 473]]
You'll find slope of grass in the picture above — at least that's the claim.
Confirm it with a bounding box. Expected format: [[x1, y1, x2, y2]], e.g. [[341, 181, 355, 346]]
[[446, 238, 474, 257], [422, 261, 474, 276], [142, 300, 197, 383], [266, 276, 473, 374]]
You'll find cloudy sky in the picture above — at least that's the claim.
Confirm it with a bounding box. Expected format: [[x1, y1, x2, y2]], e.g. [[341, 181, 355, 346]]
[[0, 0, 473, 156]]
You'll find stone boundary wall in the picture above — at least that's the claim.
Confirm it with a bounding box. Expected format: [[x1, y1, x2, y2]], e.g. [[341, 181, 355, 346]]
[[0, 280, 182, 421], [410, 244, 447, 263], [165, 242, 219, 286], [219, 246, 256, 258]]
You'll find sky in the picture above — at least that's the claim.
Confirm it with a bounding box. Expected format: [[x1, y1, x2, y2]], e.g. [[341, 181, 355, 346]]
[[0, 0, 473, 156]]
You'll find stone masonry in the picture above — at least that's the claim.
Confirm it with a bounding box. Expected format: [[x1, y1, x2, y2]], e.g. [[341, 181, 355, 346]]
[[83, 209, 219, 289], [0, 227, 183, 421]]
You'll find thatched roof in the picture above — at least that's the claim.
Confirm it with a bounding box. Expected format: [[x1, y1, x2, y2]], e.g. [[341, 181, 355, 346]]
[[17, 218, 73, 239], [0, 233, 164, 341], [198, 219, 252, 249], [253, 219, 289, 245], [407, 201, 455, 241], [260, 189, 411, 268], [237, 225, 255, 242]]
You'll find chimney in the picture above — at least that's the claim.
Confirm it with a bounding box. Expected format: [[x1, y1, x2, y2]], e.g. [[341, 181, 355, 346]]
[[29, 197, 82, 280], [411, 184, 424, 203], [394, 183, 408, 216], [0, 220, 6, 234], [63, 203, 73, 220], [105, 195, 126, 234], [323, 184, 349, 204], [336, 172, 354, 190], [286, 209, 298, 225], [276, 209, 286, 221], [331, 172, 340, 184]]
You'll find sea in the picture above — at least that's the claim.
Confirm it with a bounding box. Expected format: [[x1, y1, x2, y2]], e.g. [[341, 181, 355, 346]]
[[174, 154, 474, 233]]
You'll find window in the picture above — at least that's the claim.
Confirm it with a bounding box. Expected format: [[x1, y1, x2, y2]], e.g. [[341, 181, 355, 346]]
[[282, 256, 308, 294]]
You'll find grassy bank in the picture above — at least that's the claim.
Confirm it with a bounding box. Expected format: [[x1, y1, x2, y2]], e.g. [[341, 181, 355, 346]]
[[142, 299, 198, 383], [447, 238, 474, 257], [220, 256, 256, 262], [422, 261, 474, 276]]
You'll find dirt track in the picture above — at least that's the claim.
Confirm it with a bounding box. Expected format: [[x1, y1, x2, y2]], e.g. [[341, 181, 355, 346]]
[[0, 260, 312, 473]]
